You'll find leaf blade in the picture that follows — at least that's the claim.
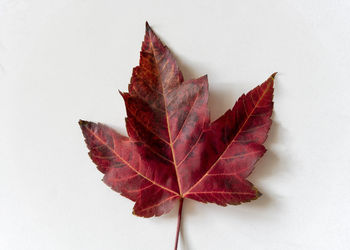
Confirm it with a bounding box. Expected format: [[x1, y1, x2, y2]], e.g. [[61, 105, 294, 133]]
[[79, 23, 276, 217], [79, 120, 180, 217]]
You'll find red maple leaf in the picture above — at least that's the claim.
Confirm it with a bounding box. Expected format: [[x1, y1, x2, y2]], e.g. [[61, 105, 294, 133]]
[[79, 22, 275, 249]]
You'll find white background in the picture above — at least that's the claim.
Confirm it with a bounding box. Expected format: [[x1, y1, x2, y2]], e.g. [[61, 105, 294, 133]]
[[1, 0, 350, 249]]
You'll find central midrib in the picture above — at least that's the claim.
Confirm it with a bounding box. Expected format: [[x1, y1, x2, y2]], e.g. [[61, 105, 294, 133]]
[[149, 40, 184, 196]]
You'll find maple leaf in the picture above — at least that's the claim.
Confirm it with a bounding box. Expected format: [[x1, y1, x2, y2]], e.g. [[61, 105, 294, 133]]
[[79, 22, 275, 249]]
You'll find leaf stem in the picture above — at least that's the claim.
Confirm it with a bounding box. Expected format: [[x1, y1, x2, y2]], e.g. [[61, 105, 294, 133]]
[[174, 198, 184, 250]]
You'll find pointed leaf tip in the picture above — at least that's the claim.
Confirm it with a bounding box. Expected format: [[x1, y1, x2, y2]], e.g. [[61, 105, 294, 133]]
[[118, 89, 124, 96], [145, 21, 151, 31], [79, 120, 93, 131], [271, 72, 278, 79], [257, 190, 263, 197], [79, 119, 87, 126]]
